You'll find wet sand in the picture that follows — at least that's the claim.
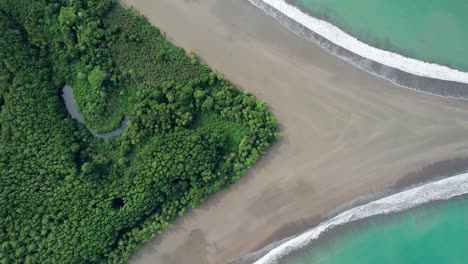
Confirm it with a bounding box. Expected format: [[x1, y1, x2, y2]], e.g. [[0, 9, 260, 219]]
[[120, 0, 468, 263]]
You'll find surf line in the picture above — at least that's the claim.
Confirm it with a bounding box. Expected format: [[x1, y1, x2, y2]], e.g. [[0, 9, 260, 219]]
[[253, 173, 468, 264], [249, 0, 468, 99]]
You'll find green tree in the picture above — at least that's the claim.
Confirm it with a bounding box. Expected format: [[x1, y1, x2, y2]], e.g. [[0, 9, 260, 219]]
[[88, 67, 107, 89], [58, 7, 76, 26], [0, 1, 278, 263]]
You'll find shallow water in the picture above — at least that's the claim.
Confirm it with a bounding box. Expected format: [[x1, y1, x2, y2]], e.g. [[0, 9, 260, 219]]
[[293, 0, 468, 71], [61, 85, 127, 139], [249, 0, 468, 100], [283, 195, 468, 264], [253, 174, 468, 264]]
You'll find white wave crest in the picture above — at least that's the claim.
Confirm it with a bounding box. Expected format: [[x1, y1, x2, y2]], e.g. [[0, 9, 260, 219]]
[[252, 0, 468, 84], [254, 173, 468, 264]]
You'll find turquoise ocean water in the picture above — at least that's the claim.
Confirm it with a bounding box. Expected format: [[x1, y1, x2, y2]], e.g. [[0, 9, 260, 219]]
[[283, 195, 468, 264], [251, 174, 468, 264], [249, 0, 468, 99], [292, 0, 468, 71], [247, 1, 468, 263]]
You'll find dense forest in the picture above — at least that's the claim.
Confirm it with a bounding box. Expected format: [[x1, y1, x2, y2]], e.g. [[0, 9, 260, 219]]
[[0, 0, 279, 263]]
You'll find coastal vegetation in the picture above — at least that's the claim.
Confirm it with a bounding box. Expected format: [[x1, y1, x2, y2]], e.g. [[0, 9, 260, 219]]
[[0, 0, 279, 263]]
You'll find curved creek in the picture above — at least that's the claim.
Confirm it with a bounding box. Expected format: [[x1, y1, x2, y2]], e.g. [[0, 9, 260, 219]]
[[61, 85, 128, 139]]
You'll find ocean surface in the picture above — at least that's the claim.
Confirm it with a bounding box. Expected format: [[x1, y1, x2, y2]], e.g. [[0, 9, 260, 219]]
[[292, 0, 468, 71], [252, 174, 468, 264], [249, 0, 468, 99], [284, 195, 468, 264], [244, 1, 468, 263]]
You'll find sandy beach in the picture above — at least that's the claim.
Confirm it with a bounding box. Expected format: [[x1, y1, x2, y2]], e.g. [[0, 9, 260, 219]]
[[119, 0, 468, 263]]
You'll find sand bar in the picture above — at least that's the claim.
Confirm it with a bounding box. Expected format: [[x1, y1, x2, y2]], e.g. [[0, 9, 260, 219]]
[[120, 0, 468, 263]]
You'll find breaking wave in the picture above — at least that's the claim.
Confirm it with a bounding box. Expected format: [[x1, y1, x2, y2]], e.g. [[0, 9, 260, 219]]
[[251, 173, 468, 263], [248, 0, 468, 99]]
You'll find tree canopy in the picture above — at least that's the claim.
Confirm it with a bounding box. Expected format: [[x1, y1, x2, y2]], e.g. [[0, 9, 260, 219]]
[[0, 0, 279, 263]]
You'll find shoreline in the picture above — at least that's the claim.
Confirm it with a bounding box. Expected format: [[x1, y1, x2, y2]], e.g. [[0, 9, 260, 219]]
[[229, 158, 468, 263], [250, 0, 468, 100], [255, 191, 468, 264], [253, 173, 468, 264], [120, 0, 468, 263]]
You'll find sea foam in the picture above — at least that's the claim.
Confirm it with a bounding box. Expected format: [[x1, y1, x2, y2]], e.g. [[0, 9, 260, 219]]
[[248, 0, 468, 99], [243, 2, 468, 262], [253, 173, 468, 264]]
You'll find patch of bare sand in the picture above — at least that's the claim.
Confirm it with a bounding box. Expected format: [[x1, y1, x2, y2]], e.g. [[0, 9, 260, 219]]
[[120, 0, 468, 263]]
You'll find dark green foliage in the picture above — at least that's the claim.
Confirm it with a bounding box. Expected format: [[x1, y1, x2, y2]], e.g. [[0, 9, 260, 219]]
[[88, 67, 107, 89], [192, 112, 247, 152], [58, 7, 76, 26], [0, 0, 279, 263]]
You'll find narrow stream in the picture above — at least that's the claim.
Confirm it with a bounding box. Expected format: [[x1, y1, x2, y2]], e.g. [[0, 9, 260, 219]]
[[61, 85, 128, 139]]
